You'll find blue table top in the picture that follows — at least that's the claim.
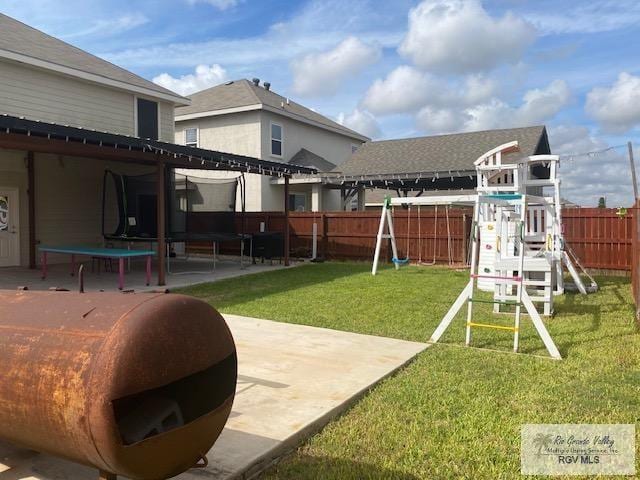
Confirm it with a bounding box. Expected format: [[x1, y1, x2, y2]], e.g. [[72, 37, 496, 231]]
[[39, 246, 155, 257]]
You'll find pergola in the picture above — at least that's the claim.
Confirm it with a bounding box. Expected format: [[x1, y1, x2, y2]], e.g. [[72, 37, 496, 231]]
[[0, 114, 316, 285]]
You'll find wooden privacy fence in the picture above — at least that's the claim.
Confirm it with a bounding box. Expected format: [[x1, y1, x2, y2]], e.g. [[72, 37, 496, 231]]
[[187, 208, 634, 270], [630, 201, 640, 317], [562, 208, 633, 270]]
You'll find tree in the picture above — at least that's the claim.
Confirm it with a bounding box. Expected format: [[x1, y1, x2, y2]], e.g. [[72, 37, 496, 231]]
[[598, 197, 606, 208]]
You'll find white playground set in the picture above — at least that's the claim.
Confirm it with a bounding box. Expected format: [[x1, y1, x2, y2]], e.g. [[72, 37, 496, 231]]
[[371, 141, 597, 359]]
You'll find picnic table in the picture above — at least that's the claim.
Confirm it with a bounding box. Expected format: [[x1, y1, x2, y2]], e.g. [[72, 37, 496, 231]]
[[39, 246, 154, 290]]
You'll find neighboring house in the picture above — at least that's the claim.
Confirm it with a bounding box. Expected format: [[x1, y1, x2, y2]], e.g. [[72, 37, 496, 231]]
[[331, 126, 552, 208], [174, 78, 369, 212]]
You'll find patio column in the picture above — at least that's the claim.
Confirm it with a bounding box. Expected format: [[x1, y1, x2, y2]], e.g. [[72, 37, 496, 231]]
[[27, 151, 36, 269], [284, 176, 290, 266], [156, 159, 166, 286], [357, 186, 365, 211], [311, 184, 322, 212]]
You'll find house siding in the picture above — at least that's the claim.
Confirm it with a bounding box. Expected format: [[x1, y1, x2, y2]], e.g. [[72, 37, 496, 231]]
[[0, 59, 175, 142], [260, 110, 361, 168], [175, 111, 264, 211], [175, 109, 366, 212], [159, 100, 175, 143], [259, 110, 364, 212]]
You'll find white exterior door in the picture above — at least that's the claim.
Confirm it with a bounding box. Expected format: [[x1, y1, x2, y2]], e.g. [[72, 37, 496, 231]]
[[0, 188, 20, 267]]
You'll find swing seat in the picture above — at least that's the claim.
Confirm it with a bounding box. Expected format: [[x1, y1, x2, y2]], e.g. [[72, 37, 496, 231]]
[[565, 281, 598, 294], [392, 257, 410, 265]]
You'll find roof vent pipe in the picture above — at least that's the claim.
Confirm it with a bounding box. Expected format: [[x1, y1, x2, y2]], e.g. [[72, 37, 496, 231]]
[[252, 78, 260, 86], [264, 82, 271, 91]]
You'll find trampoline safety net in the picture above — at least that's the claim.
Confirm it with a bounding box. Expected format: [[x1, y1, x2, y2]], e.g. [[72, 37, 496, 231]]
[[102, 169, 246, 240]]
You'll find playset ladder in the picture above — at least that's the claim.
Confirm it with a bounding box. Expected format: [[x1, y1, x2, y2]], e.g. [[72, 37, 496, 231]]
[[429, 193, 562, 360]]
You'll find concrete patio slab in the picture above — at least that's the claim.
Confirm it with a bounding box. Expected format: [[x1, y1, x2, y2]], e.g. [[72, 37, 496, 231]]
[[0, 256, 291, 292], [0, 314, 428, 480]]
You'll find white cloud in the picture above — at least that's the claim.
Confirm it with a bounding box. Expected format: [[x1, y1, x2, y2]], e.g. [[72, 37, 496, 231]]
[[186, 0, 240, 10], [398, 0, 536, 74], [101, 0, 403, 69], [361, 66, 450, 115], [416, 106, 467, 133], [464, 80, 571, 131], [585, 72, 640, 134], [153, 64, 227, 96], [524, 0, 640, 35], [548, 125, 633, 207], [413, 80, 571, 134], [337, 108, 381, 139], [291, 37, 381, 97], [462, 75, 498, 105], [60, 13, 149, 39]]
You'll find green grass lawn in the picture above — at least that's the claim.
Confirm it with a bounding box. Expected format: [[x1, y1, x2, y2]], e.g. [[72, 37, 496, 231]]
[[178, 263, 640, 479]]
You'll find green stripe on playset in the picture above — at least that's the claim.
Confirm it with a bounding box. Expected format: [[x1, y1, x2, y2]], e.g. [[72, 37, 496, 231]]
[[469, 297, 521, 306], [483, 193, 522, 200]]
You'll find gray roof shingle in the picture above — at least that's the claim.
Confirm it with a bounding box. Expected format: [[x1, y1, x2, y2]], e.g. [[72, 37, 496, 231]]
[[176, 79, 368, 140], [288, 148, 336, 172], [0, 14, 187, 103], [336, 126, 550, 176]]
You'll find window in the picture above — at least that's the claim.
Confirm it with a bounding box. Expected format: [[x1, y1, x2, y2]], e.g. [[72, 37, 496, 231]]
[[185, 127, 198, 147], [271, 122, 283, 157], [288, 193, 307, 212], [137, 98, 159, 140], [351, 144, 359, 154], [0, 195, 8, 231]]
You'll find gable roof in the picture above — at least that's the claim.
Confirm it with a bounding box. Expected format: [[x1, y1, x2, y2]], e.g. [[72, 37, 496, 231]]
[[0, 14, 188, 105], [176, 79, 369, 141], [337, 126, 550, 177], [288, 148, 336, 172]]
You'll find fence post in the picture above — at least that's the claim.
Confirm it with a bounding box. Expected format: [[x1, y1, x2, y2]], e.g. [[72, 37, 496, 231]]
[[462, 213, 468, 265], [633, 201, 640, 321], [322, 213, 329, 259]]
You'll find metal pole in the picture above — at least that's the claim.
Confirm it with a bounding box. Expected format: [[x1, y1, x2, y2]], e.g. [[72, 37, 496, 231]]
[[156, 159, 166, 286]]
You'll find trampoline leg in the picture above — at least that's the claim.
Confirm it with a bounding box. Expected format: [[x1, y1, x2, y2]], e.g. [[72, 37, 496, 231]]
[[41, 251, 47, 280], [240, 238, 245, 270], [213, 242, 217, 271], [118, 258, 124, 290], [145, 255, 151, 286]]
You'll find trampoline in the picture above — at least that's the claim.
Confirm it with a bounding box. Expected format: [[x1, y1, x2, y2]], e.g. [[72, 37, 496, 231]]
[[102, 168, 251, 273]]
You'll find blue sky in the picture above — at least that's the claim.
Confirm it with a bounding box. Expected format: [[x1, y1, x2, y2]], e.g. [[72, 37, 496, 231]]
[[3, 0, 640, 206]]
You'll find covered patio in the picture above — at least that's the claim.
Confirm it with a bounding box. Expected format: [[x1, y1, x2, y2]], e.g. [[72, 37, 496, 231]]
[[0, 114, 315, 288]]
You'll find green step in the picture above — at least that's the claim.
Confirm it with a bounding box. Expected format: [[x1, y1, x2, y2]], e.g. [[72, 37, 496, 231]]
[[469, 297, 521, 306]]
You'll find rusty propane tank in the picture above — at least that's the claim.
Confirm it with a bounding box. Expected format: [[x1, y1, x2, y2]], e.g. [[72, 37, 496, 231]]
[[0, 290, 237, 479]]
